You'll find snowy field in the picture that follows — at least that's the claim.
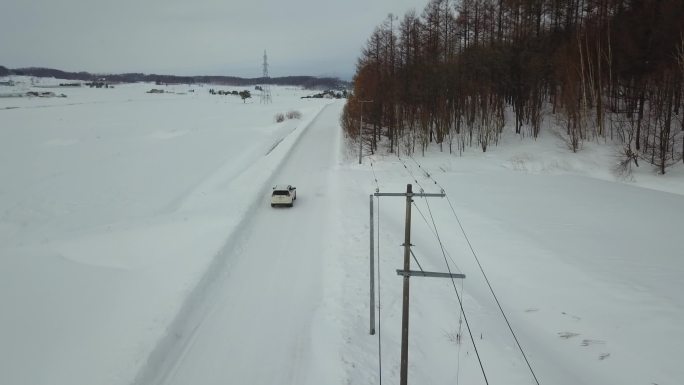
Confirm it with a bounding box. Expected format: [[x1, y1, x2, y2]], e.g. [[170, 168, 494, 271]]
[[0, 78, 332, 384], [1, 76, 683, 385]]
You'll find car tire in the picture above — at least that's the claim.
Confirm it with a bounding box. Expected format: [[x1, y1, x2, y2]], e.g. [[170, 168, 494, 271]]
[[271, 204, 274, 207]]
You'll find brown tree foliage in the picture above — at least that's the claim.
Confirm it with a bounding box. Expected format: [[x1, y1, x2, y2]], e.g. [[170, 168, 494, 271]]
[[343, 0, 684, 173]]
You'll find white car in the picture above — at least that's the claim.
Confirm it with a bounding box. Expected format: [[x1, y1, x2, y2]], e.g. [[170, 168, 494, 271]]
[[271, 184, 297, 207]]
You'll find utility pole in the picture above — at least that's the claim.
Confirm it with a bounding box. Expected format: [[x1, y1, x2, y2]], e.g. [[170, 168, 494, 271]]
[[370, 194, 375, 335], [399, 184, 413, 385], [373, 184, 464, 385], [358, 100, 373, 164]]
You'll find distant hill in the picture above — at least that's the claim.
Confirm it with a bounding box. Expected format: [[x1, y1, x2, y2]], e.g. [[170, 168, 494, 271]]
[[0, 66, 348, 90]]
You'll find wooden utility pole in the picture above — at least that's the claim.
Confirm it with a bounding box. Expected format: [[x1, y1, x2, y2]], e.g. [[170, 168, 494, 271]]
[[373, 184, 464, 385], [399, 184, 413, 385]]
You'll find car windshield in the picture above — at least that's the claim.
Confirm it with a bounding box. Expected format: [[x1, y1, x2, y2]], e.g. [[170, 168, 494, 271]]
[[272, 190, 290, 196]]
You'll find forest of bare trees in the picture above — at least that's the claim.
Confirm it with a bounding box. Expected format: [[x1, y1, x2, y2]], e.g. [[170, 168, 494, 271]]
[[342, 0, 684, 174]]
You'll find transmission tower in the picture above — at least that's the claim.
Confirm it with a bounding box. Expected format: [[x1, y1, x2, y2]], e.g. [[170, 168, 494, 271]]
[[260, 50, 272, 104]]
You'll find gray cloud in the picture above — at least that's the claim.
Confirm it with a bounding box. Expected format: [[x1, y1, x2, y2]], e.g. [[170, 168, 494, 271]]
[[1, 0, 430, 79]]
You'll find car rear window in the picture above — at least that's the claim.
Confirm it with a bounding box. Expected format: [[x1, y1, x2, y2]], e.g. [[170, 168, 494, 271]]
[[272, 190, 290, 196]]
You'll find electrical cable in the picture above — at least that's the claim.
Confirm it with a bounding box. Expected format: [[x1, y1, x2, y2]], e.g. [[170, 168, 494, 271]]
[[370, 158, 380, 192], [445, 194, 541, 385], [399, 157, 489, 384], [412, 202, 463, 275], [410, 199, 467, 385], [397, 155, 421, 187], [422, 195, 490, 385], [407, 154, 445, 191], [456, 278, 464, 385], [399, 158, 489, 385], [401, 154, 554, 385], [408, 154, 541, 385], [399, 155, 489, 382]]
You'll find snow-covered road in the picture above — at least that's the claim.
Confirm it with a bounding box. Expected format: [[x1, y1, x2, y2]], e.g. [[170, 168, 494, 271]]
[[135, 102, 345, 385]]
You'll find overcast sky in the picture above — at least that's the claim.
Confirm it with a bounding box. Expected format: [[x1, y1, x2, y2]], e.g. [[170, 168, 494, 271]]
[[0, 0, 431, 79]]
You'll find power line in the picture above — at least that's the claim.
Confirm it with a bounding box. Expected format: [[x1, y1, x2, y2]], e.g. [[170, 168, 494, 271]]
[[408, 154, 542, 385], [418, 196, 489, 385], [456, 278, 465, 385], [396, 155, 422, 188], [374, 186, 456, 385], [389, 156, 541, 385], [407, 154, 444, 191], [445, 194, 541, 385], [405, 164, 470, 383], [411, 202, 463, 275], [369, 158, 380, 192], [396, 156, 488, 384]]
